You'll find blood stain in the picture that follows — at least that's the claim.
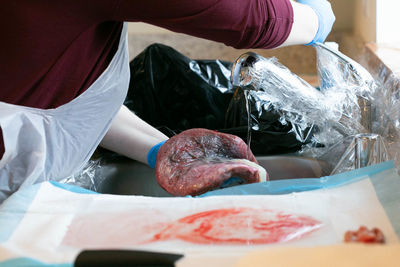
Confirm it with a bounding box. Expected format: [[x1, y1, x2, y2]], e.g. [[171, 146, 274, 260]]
[[149, 207, 321, 245]]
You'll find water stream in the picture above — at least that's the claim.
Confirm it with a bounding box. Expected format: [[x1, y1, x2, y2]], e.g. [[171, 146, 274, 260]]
[[243, 89, 252, 160]]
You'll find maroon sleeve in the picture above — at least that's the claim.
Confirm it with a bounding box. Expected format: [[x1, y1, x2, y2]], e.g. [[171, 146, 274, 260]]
[[114, 0, 294, 49]]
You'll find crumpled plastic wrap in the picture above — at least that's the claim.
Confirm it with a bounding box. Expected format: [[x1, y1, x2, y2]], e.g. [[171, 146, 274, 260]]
[[233, 44, 371, 144], [230, 42, 400, 175], [369, 70, 400, 171], [318, 133, 389, 175], [59, 158, 104, 191], [309, 43, 399, 173]]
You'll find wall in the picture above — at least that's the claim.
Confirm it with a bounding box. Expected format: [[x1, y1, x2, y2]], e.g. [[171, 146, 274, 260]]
[[330, 0, 356, 31], [128, 22, 170, 34], [354, 0, 377, 43]]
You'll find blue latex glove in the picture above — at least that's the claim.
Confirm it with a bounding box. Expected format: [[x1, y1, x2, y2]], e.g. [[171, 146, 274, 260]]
[[297, 0, 335, 45], [220, 177, 245, 188], [147, 140, 167, 169]]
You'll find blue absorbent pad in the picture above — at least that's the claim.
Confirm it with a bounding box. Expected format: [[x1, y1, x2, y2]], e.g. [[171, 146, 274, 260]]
[[0, 161, 398, 266], [0, 258, 71, 267]]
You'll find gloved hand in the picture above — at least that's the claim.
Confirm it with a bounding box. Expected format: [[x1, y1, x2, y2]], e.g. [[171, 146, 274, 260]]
[[297, 0, 335, 45], [147, 140, 167, 169]]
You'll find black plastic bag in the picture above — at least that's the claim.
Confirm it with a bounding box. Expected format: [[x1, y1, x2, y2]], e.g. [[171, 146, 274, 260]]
[[223, 88, 313, 155], [125, 43, 308, 155], [125, 43, 233, 132]]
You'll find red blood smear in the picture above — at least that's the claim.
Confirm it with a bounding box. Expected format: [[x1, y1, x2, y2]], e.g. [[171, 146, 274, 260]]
[[150, 208, 321, 245]]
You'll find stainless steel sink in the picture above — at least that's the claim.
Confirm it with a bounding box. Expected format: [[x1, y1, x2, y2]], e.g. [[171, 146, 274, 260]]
[[98, 156, 172, 197], [257, 156, 329, 180], [98, 155, 329, 197]]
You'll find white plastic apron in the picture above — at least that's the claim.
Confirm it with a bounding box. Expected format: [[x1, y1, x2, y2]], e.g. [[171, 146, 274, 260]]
[[0, 23, 130, 203]]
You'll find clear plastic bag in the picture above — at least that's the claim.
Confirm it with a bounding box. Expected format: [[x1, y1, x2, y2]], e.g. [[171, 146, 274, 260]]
[[230, 42, 400, 174], [312, 43, 399, 173], [59, 158, 104, 191]]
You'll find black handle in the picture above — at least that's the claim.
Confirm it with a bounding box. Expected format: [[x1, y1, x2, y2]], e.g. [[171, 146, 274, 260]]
[[74, 249, 183, 267]]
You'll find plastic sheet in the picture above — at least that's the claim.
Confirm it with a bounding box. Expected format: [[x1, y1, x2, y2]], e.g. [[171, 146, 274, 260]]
[[320, 133, 389, 175], [369, 70, 400, 171], [230, 45, 373, 145], [224, 87, 311, 155], [311, 43, 400, 173], [124, 43, 234, 133], [230, 42, 400, 174], [59, 159, 104, 192]]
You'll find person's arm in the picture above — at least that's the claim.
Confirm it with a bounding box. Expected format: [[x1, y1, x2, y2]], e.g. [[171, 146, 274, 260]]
[[110, 0, 333, 49], [280, 0, 335, 47], [112, 0, 294, 49], [278, 1, 318, 47], [100, 105, 168, 165]]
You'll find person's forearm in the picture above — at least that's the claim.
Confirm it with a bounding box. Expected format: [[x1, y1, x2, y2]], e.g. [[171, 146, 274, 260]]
[[100, 105, 168, 164], [113, 0, 294, 49], [278, 1, 318, 47], [281, 0, 335, 46]]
